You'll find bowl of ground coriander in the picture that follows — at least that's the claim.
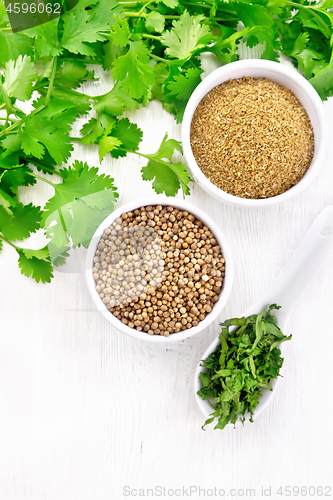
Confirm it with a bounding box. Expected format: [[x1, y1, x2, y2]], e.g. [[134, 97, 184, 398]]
[[182, 59, 328, 207], [85, 198, 233, 342]]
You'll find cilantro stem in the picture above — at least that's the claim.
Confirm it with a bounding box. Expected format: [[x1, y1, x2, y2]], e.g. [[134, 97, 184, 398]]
[[26, 159, 62, 176], [62, 57, 100, 65], [126, 12, 181, 19], [33, 59, 54, 88], [150, 53, 172, 63], [0, 235, 19, 250], [125, 9, 236, 21], [142, 33, 161, 40], [3, 113, 9, 129], [45, 57, 57, 105], [138, 0, 155, 15], [0, 104, 46, 139], [27, 172, 56, 187], [0, 82, 14, 116], [38, 85, 93, 101], [0, 116, 19, 122]]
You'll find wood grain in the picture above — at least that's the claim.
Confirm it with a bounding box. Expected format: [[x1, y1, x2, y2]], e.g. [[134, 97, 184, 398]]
[[1, 58, 333, 499]]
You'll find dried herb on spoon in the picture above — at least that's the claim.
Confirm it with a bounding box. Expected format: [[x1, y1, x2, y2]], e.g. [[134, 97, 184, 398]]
[[197, 304, 292, 430]]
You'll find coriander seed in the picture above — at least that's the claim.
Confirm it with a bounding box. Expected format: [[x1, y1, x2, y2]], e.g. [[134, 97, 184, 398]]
[[92, 205, 226, 336]]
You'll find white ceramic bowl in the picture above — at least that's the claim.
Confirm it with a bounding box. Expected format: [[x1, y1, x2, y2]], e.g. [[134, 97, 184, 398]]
[[85, 197, 234, 343], [182, 59, 328, 208]]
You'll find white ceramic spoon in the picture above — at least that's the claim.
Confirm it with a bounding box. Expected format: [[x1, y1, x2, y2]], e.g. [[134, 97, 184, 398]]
[[194, 206, 333, 426]]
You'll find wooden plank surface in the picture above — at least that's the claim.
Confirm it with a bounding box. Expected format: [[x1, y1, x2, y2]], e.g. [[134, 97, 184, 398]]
[[1, 58, 333, 499]]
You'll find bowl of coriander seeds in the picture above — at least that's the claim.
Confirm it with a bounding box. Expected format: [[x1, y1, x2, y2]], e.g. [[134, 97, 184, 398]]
[[85, 198, 233, 342], [182, 59, 328, 207]]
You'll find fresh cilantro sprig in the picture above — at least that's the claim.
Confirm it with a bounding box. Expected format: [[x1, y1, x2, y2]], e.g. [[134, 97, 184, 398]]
[[1, 0, 333, 282], [197, 305, 292, 430]]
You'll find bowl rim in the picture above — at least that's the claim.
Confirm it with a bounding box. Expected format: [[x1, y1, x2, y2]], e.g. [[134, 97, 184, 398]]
[[85, 196, 234, 343], [182, 59, 328, 208]]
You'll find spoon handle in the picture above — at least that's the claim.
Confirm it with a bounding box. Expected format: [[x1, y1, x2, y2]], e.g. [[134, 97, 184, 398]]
[[251, 206, 333, 323]]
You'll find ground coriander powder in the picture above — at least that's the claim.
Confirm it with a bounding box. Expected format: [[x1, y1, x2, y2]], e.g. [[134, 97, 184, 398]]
[[190, 77, 315, 199]]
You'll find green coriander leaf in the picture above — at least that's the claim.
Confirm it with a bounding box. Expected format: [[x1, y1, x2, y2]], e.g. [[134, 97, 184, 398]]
[[161, 12, 212, 60], [295, 7, 332, 39], [102, 40, 125, 71], [89, 0, 124, 25], [21, 246, 49, 260], [32, 96, 84, 124], [49, 88, 91, 115], [20, 131, 45, 160], [50, 245, 70, 267], [0, 165, 36, 195], [55, 60, 96, 89], [2, 55, 38, 101], [1, 134, 21, 153], [80, 113, 116, 145], [111, 118, 143, 158], [149, 62, 169, 102], [160, 0, 178, 7], [20, 113, 74, 165], [42, 161, 118, 248], [112, 41, 156, 99], [61, 9, 109, 56], [201, 416, 215, 430], [141, 159, 188, 196], [212, 27, 249, 65], [249, 356, 256, 378], [0, 237, 3, 253], [214, 414, 230, 430], [141, 133, 190, 196], [0, 31, 33, 67], [309, 56, 333, 99], [235, 2, 273, 29], [24, 19, 61, 58], [265, 0, 288, 15], [166, 66, 203, 101], [17, 249, 53, 283], [110, 16, 131, 47], [199, 372, 212, 387], [211, 369, 232, 379], [146, 12, 165, 33], [98, 135, 122, 162], [290, 33, 324, 79], [64, 193, 117, 248], [94, 83, 139, 115], [252, 311, 266, 350], [270, 334, 292, 351], [0, 187, 17, 214], [0, 202, 41, 241], [70, 0, 99, 10], [0, 150, 20, 170], [146, 132, 182, 159]]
